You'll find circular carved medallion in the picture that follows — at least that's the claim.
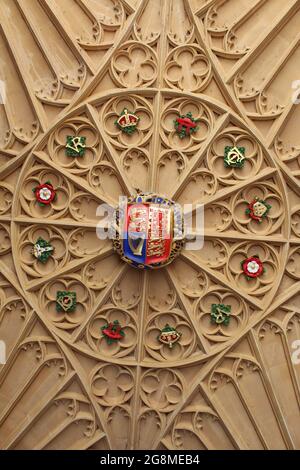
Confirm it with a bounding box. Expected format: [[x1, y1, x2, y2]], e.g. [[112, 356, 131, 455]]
[[112, 192, 185, 269]]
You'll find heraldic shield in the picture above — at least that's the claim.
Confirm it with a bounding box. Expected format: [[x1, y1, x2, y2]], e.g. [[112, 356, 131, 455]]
[[112, 193, 185, 269]]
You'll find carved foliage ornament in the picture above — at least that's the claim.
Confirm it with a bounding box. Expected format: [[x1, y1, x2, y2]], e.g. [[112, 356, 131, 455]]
[[242, 256, 264, 279], [157, 324, 182, 349], [31, 237, 54, 263], [174, 112, 199, 139], [112, 192, 185, 269], [245, 197, 271, 222], [33, 181, 56, 206], [66, 135, 86, 157], [224, 146, 245, 168], [56, 291, 77, 313], [101, 320, 125, 345], [211, 304, 231, 326], [115, 108, 140, 134]]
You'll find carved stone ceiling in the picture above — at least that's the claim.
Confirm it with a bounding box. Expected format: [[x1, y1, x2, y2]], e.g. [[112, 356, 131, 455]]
[[0, 0, 300, 450]]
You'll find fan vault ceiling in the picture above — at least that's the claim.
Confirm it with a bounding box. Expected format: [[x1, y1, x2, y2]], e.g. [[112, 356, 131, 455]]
[[0, 0, 300, 450]]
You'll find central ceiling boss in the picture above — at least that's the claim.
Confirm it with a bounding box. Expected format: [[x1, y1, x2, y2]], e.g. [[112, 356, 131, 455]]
[[111, 192, 185, 269]]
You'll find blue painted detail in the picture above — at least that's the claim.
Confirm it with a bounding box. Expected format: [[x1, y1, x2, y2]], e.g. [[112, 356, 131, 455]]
[[123, 232, 147, 264]]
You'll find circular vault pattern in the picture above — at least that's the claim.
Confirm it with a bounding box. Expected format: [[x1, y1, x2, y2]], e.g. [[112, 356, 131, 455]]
[[12, 89, 288, 362]]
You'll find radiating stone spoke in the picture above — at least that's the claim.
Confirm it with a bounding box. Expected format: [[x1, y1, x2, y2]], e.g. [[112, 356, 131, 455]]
[[181, 251, 263, 309], [26, 246, 114, 291]]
